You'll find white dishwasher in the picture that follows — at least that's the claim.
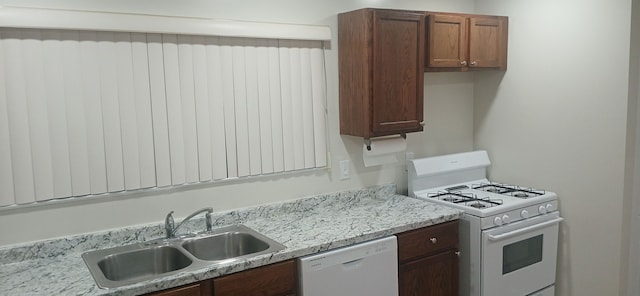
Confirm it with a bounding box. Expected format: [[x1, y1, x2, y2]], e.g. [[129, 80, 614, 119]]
[[298, 236, 398, 296]]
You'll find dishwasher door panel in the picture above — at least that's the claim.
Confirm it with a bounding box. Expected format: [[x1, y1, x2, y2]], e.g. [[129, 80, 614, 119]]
[[298, 236, 398, 296]]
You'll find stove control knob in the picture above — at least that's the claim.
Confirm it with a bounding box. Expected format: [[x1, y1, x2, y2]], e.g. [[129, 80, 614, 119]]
[[546, 203, 554, 212], [494, 216, 503, 226], [539, 205, 548, 214], [502, 214, 510, 224], [521, 209, 530, 219]]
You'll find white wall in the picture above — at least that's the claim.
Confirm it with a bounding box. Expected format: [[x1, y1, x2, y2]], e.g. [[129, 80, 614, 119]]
[[627, 1, 640, 295], [474, 0, 633, 295], [0, 0, 476, 246]]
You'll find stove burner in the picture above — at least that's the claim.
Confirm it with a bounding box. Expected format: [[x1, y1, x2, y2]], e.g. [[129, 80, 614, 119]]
[[441, 196, 458, 202], [513, 192, 530, 198], [468, 202, 487, 208], [486, 187, 501, 193]]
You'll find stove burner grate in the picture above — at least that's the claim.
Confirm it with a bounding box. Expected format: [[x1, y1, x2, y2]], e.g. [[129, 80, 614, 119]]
[[427, 191, 503, 209], [473, 183, 545, 198]]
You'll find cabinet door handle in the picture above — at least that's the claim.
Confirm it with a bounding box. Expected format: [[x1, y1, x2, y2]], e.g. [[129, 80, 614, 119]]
[[455, 251, 461, 257], [460, 60, 467, 66], [419, 121, 425, 126], [471, 61, 478, 66], [429, 237, 437, 244]]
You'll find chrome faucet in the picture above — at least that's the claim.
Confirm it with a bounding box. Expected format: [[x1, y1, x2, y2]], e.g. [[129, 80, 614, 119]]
[[165, 207, 214, 238]]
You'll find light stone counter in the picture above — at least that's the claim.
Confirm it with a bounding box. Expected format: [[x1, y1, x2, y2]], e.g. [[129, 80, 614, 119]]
[[0, 184, 463, 296]]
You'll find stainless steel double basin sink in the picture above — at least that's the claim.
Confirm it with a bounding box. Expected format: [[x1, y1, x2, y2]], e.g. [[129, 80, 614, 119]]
[[82, 224, 285, 289]]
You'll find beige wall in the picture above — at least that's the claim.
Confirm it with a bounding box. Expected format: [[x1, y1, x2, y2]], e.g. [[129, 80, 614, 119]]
[[0, 0, 476, 246], [474, 0, 633, 295]]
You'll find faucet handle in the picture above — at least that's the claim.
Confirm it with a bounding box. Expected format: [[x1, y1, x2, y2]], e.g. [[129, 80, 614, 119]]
[[205, 212, 213, 232], [165, 211, 175, 238]]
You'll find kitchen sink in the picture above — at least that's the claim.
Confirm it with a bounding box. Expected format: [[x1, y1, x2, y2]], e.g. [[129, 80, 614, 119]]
[[97, 245, 192, 282], [182, 229, 271, 261], [82, 224, 285, 289]]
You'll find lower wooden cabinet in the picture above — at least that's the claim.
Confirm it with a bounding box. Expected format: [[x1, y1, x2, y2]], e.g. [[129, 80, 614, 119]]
[[396, 221, 459, 296], [213, 260, 297, 296], [147, 281, 212, 296], [146, 260, 296, 296]]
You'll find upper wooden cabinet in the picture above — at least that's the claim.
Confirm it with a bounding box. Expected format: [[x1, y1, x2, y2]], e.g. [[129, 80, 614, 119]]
[[425, 13, 508, 71], [339, 9, 425, 138]]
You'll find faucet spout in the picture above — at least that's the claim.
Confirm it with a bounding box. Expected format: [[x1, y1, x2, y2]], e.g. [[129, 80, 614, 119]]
[[165, 207, 214, 238]]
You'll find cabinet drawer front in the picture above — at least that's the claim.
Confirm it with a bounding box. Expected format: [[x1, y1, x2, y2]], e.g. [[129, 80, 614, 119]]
[[397, 220, 459, 262], [213, 260, 297, 296]]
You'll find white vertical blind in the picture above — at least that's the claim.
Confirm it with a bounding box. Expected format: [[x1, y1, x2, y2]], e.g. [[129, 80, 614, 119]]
[[0, 28, 328, 206]]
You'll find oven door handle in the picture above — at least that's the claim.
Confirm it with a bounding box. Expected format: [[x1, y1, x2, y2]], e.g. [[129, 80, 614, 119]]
[[487, 217, 564, 242]]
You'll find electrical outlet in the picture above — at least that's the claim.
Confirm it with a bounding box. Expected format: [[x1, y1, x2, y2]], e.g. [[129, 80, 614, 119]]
[[339, 160, 350, 180]]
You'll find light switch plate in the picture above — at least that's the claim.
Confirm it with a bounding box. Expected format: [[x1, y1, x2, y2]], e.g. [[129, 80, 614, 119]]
[[339, 160, 350, 180]]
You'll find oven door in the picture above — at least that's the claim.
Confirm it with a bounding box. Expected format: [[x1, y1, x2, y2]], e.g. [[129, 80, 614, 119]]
[[481, 211, 563, 296]]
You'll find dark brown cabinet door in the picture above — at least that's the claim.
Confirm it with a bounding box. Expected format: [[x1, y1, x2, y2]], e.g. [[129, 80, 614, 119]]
[[339, 9, 425, 138], [399, 249, 459, 296], [426, 14, 468, 68], [213, 260, 297, 296], [397, 221, 459, 296], [371, 10, 425, 136], [469, 16, 508, 69], [147, 282, 212, 296]]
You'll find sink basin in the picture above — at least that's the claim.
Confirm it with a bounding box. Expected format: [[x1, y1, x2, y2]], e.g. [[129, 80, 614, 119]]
[[182, 228, 272, 261], [97, 245, 192, 282], [82, 224, 285, 289]]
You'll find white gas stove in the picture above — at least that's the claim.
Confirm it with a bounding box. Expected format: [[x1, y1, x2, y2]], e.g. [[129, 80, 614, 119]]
[[409, 151, 562, 296], [412, 181, 558, 230]]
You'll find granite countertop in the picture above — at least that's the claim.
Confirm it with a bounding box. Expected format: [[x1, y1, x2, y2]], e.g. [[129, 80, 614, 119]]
[[0, 185, 463, 296]]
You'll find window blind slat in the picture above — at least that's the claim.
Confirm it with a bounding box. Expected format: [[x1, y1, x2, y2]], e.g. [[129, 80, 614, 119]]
[[300, 44, 316, 169], [4, 28, 36, 204], [279, 44, 294, 171], [191, 36, 213, 182], [268, 40, 284, 173], [42, 30, 73, 198], [177, 36, 199, 184], [61, 31, 91, 196], [162, 34, 187, 185], [79, 31, 108, 194], [232, 39, 250, 177], [256, 40, 274, 174], [205, 37, 228, 180], [23, 29, 55, 200], [310, 44, 327, 167], [115, 32, 142, 190], [245, 39, 262, 176], [147, 33, 172, 187], [98, 31, 125, 192], [287, 43, 305, 170], [130, 33, 156, 189], [220, 38, 238, 178], [0, 30, 16, 206]]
